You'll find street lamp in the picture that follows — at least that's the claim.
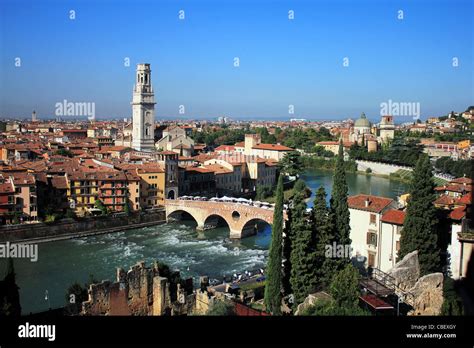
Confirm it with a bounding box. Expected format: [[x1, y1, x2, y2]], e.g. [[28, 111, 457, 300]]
[[397, 296, 403, 316]]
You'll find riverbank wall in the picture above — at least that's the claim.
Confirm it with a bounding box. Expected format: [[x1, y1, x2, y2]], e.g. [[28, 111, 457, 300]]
[[0, 209, 166, 243], [356, 160, 412, 175], [356, 160, 451, 182]]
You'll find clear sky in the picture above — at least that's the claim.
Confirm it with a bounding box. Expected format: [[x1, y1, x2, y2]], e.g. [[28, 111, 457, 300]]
[[0, 0, 473, 121]]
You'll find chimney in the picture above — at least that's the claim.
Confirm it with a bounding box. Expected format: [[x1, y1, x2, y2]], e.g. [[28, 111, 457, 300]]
[[365, 197, 370, 207]]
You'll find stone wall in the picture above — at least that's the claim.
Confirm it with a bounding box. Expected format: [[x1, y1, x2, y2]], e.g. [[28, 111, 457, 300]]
[[0, 210, 165, 243], [356, 160, 413, 175], [388, 251, 444, 315], [82, 260, 194, 316]]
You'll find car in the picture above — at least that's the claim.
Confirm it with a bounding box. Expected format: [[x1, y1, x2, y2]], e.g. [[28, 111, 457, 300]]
[[256, 276, 265, 282]]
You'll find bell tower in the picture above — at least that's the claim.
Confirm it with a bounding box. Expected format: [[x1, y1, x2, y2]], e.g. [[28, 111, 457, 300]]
[[132, 63, 156, 152]]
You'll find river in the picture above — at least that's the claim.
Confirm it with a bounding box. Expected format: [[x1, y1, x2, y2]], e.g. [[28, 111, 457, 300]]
[[0, 169, 408, 314]]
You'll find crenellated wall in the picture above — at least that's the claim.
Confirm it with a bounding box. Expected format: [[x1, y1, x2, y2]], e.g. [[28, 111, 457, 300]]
[[81, 260, 192, 316]]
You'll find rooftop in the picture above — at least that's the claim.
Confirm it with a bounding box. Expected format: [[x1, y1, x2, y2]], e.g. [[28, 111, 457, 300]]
[[348, 194, 393, 213]]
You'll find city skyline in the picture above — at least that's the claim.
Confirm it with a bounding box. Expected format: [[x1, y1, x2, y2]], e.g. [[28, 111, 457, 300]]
[[1, 0, 473, 121]]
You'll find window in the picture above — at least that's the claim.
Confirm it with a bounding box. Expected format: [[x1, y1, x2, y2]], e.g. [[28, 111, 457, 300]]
[[370, 214, 376, 224], [396, 241, 400, 252], [366, 231, 377, 247]]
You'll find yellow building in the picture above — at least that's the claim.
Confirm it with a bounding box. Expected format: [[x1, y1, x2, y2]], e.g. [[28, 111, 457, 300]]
[[457, 139, 470, 150], [66, 171, 130, 216], [136, 165, 166, 208]]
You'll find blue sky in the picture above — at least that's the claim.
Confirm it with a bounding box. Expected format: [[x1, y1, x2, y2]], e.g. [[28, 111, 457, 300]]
[[0, 0, 473, 121]]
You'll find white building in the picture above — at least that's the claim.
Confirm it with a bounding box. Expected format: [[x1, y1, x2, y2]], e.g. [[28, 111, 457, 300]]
[[235, 134, 293, 161], [132, 63, 156, 152], [348, 194, 398, 271], [380, 209, 406, 271]]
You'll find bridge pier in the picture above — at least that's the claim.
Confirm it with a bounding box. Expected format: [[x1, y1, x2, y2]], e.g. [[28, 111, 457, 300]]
[[229, 229, 242, 239]]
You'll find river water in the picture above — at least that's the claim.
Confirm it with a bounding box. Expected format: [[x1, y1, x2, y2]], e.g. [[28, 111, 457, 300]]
[[0, 170, 408, 314]]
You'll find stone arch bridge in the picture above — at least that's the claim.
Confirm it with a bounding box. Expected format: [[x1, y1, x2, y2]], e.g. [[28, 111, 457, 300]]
[[165, 199, 285, 239]]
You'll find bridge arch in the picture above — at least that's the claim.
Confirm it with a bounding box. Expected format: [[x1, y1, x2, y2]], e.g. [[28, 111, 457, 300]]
[[202, 214, 230, 230], [166, 209, 199, 227], [241, 217, 271, 233], [165, 199, 282, 239]]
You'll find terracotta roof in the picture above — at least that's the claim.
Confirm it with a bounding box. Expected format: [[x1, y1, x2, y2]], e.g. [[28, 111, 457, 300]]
[[450, 177, 473, 185], [348, 194, 393, 213], [193, 153, 218, 163], [449, 206, 466, 220], [137, 165, 165, 174], [215, 145, 235, 152], [235, 142, 245, 147], [202, 164, 233, 175], [68, 171, 127, 181], [381, 209, 406, 225], [252, 143, 293, 151], [51, 176, 68, 189], [458, 194, 472, 205], [434, 195, 459, 206], [99, 146, 128, 152], [10, 172, 35, 185], [185, 166, 214, 174], [157, 151, 177, 155], [435, 184, 471, 193]]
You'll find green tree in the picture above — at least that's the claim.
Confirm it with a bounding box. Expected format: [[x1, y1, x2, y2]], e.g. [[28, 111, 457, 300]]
[[312, 186, 336, 288], [282, 207, 293, 295], [292, 179, 311, 200], [94, 198, 108, 215], [300, 298, 369, 316], [398, 156, 441, 275], [279, 151, 303, 177], [289, 188, 318, 305], [264, 175, 284, 315], [206, 300, 236, 316], [300, 264, 367, 316], [65, 274, 99, 315], [255, 185, 273, 200], [54, 148, 74, 157], [440, 278, 464, 316], [330, 141, 351, 255], [124, 200, 131, 216], [0, 258, 21, 317], [329, 263, 360, 308]]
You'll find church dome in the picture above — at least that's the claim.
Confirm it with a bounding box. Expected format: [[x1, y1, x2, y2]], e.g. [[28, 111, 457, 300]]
[[354, 112, 371, 128]]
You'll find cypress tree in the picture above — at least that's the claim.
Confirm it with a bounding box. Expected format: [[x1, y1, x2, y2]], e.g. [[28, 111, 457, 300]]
[[282, 207, 293, 295], [312, 186, 336, 288], [290, 188, 318, 305], [398, 155, 440, 275], [264, 175, 284, 315], [330, 140, 351, 253], [0, 258, 21, 317]]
